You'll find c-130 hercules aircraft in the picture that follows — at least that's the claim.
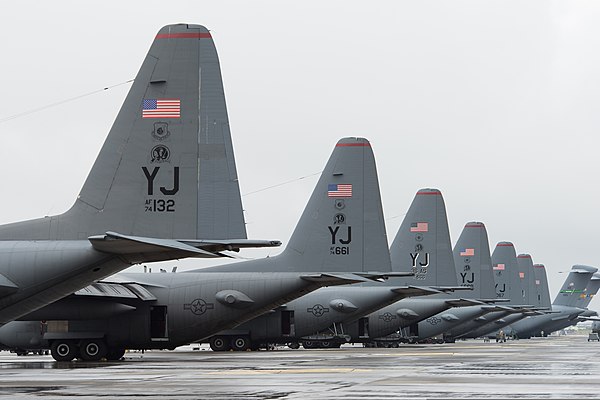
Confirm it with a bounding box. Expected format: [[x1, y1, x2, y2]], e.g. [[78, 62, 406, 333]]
[[0, 23, 279, 325]]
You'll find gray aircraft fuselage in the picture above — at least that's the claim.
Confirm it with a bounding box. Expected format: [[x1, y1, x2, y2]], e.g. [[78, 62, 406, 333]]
[[12, 271, 355, 352], [206, 285, 435, 348]]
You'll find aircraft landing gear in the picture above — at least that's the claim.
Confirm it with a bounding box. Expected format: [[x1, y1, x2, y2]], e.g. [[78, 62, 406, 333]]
[[231, 336, 251, 351], [209, 336, 231, 352], [79, 339, 107, 361], [50, 340, 78, 362], [106, 347, 126, 360]]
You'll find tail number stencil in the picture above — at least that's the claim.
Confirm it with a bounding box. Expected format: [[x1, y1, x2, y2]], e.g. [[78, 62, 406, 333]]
[[145, 199, 175, 212], [460, 272, 475, 288], [410, 252, 429, 278], [495, 283, 506, 298], [329, 226, 351, 255], [142, 166, 178, 212]]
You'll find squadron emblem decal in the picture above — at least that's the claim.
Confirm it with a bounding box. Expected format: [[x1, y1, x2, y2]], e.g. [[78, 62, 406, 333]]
[[151, 122, 171, 141], [151, 145, 171, 163]]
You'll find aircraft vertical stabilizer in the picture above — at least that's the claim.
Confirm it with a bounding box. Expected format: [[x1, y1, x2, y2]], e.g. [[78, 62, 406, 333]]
[[533, 264, 552, 309], [491, 242, 519, 303], [206, 137, 390, 275], [553, 265, 597, 307], [390, 189, 457, 287], [453, 222, 495, 299], [578, 273, 600, 309], [0, 24, 245, 241], [517, 254, 536, 306]]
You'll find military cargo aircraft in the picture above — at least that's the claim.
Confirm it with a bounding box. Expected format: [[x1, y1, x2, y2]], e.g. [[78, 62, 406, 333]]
[[425, 242, 544, 342], [0, 137, 401, 361], [0, 23, 281, 326], [460, 255, 549, 339], [528, 272, 600, 334], [399, 223, 512, 343], [506, 265, 598, 338], [296, 189, 481, 348]]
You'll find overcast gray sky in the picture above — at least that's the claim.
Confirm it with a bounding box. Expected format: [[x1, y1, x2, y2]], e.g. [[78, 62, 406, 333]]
[[2, 1, 600, 310]]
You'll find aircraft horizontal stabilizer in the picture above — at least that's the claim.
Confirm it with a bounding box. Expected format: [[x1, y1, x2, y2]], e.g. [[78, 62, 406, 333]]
[[481, 305, 515, 312], [300, 273, 371, 285], [353, 271, 415, 281], [0, 274, 18, 297], [579, 316, 600, 321], [477, 298, 511, 303], [90, 232, 217, 257], [445, 298, 485, 307], [180, 239, 282, 252], [430, 286, 474, 292], [391, 286, 442, 297]]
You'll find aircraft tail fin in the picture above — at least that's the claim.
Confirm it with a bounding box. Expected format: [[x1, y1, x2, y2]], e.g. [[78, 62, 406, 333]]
[[491, 242, 519, 304], [578, 273, 600, 309], [553, 265, 598, 306], [516, 254, 535, 307], [453, 222, 495, 299], [389, 189, 457, 286], [0, 24, 246, 241], [276, 137, 390, 273], [533, 264, 552, 309]]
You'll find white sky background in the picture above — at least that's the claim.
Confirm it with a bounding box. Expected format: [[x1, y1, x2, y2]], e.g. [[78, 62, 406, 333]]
[[1, 1, 600, 309]]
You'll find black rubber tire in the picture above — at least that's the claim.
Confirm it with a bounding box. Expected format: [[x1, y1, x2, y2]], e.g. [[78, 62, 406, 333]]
[[231, 336, 251, 351], [79, 339, 107, 361], [302, 341, 316, 349], [51, 340, 78, 362], [288, 342, 300, 350], [106, 347, 126, 360], [210, 336, 231, 352]]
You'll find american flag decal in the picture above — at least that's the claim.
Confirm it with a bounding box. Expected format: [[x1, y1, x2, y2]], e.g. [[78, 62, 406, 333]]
[[460, 248, 475, 257], [328, 184, 352, 197], [493, 263, 505, 271], [142, 99, 181, 118], [410, 222, 428, 232]]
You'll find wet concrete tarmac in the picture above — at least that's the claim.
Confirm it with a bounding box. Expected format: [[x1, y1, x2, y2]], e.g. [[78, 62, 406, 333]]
[[0, 335, 599, 399]]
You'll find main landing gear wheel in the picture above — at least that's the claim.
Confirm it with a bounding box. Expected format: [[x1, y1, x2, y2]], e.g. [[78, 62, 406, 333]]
[[106, 347, 126, 361], [231, 336, 251, 351], [51, 340, 78, 362], [210, 336, 231, 352], [79, 339, 107, 361]]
